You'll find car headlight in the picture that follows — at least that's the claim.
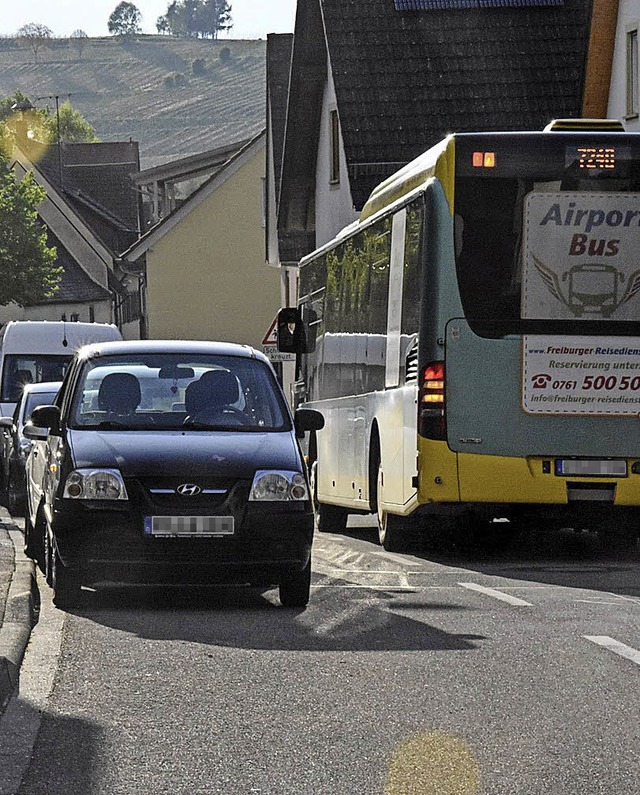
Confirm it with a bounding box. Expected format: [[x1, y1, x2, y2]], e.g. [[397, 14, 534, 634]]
[[63, 468, 128, 500], [249, 470, 309, 501]]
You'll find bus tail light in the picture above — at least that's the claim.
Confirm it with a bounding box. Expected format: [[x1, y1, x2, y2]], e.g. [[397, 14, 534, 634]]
[[418, 361, 446, 440]]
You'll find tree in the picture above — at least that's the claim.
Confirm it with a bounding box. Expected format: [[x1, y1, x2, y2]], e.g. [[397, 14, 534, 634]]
[[161, 0, 232, 38], [0, 92, 97, 147], [0, 151, 61, 306], [52, 102, 97, 143], [108, 2, 142, 37], [70, 30, 88, 58], [16, 23, 53, 63]]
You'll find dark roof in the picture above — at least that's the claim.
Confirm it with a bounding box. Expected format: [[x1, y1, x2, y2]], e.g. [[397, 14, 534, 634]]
[[267, 34, 294, 206], [281, 0, 593, 220], [34, 142, 141, 256], [33, 232, 111, 306]]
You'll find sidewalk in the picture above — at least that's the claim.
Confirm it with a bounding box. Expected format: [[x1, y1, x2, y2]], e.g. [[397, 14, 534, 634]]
[[0, 507, 38, 713]]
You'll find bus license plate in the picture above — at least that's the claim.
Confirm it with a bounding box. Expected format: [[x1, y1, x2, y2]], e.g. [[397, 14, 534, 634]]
[[145, 516, 235, 537], [555, 460, 627, 477]]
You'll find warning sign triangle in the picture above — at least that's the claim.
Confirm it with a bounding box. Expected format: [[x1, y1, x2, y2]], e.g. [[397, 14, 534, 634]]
[[262, 315, 279, 345]]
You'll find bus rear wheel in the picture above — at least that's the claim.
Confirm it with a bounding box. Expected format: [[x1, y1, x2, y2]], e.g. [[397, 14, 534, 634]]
[[376, 465, 407, 552]]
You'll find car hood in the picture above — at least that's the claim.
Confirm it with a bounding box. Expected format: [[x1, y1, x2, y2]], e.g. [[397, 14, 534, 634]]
[[68, 429, 302, 479]]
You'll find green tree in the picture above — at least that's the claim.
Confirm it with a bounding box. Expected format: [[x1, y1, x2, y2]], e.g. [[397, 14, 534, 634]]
[[0, 152, 61, 306], [0, 93, 97, 146], [53, 101, 97, 143], [108, 2, 142, 36]]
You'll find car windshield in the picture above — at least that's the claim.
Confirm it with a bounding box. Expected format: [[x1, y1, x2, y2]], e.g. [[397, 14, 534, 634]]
[[69, 353, 291, 432]]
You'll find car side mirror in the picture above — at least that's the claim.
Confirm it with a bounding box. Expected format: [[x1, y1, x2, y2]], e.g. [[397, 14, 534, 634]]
[[0, 417, 14, 430], [23, 424, 49, 441], [30, 405, 60, 432], [294, 408, 324, 439]]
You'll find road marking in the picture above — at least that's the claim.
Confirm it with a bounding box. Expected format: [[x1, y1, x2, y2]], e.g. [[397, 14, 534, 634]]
[[458, 582, 533, 607], [584, 636, 640, 666]]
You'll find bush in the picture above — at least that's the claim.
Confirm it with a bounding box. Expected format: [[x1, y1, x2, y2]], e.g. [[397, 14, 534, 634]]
[[192, 58, 206, 76], [163, 75, 175, 89], [219, 47, 231, 65]]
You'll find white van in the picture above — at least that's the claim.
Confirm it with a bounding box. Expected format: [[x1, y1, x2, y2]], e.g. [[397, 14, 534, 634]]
[[0, 321, 123, 417]]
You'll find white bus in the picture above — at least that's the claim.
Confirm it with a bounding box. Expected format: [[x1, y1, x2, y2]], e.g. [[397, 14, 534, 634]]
[[279, 120, 640, 551]]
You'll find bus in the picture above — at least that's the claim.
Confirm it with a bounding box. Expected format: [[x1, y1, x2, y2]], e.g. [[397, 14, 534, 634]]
[[278, 120, 640, 551]]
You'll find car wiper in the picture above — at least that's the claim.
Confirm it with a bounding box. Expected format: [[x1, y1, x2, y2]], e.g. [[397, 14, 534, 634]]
[[182, 419, 229, 430], [93, 420, 129, 429]]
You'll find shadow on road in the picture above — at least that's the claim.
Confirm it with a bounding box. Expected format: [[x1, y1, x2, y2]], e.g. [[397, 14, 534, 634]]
[[68, 581, 488, 653], [340, 516, 640, 597]]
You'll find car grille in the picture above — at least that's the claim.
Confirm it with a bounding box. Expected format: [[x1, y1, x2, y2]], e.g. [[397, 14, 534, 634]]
[[128, 477, 248, 512]]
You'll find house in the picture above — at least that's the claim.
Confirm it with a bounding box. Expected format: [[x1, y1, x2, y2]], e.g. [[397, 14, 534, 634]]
[[607, 1, 640, 127], [121, 131, 281, 352], [5, 140, 144, 338], [131, 138, 252, 229], [268, 0, 616, 270]]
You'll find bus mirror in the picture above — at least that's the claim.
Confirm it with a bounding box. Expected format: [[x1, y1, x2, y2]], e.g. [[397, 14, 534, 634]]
[[277, 308, 305, 354]]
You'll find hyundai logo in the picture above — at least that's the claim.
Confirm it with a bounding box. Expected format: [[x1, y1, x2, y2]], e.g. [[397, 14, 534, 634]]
[[177, 483, 202, 496]]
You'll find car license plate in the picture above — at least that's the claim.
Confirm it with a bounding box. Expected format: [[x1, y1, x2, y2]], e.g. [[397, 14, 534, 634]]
[[555, 459, 627, 477], [144, 516, 234, 537]]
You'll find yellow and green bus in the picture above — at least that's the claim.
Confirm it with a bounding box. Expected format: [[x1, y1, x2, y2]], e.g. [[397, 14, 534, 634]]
[[280, 121, 640, 551]]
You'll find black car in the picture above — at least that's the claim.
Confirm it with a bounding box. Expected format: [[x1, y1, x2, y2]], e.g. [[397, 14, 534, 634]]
[[26, 340, 323, 609], [0, 380, 62, 514]]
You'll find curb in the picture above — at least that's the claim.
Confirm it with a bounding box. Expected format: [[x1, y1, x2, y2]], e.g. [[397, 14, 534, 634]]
[[0, 523, 38, 713]]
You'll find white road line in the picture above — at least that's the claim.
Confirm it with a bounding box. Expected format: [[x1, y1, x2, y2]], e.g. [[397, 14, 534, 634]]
[[584, 636, 640, 666], [458, 582, 534, 607]]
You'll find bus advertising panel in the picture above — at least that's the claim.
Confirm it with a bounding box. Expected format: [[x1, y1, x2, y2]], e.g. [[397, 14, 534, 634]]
[[522, 191, 640, 414]]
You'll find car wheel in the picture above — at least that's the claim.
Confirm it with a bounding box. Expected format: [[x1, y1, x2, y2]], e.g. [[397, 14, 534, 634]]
[[51, 537, 82, 609], [24, 509, 44, 569], [376, 464, 408, 552], [315, 502, 349, 533], [279, 559, 311, 608]]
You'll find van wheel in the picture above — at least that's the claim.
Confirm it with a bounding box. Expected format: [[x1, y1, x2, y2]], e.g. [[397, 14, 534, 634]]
[[376, 464, 407, 552], [279, 559, 311, 608], [51, 539, 82, 609], [24, 509, 44, 569]]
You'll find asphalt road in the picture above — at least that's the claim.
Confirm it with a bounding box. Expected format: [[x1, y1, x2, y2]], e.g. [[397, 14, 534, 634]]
[[1, 516, 639, 795]]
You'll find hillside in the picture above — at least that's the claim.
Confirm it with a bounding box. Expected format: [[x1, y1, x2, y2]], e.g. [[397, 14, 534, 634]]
[[0, 35, 266, 168]]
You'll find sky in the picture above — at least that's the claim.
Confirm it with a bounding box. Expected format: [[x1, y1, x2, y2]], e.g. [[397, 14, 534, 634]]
[[0, 0, 297, 39]]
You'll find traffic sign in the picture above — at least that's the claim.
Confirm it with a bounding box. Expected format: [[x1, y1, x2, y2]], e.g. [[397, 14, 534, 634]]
[[262, 314, 295, 362]]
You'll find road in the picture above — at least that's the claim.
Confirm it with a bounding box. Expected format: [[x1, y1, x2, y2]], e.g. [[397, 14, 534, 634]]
[[1, 515, 639, 795]]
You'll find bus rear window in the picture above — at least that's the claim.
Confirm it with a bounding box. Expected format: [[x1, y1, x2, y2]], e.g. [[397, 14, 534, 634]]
[[454, 134, 640, 335]]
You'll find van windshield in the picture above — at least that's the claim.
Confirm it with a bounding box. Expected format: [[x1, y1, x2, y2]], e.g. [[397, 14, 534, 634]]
[[1, 355, 72, 402], [69, 353, 291, 432]]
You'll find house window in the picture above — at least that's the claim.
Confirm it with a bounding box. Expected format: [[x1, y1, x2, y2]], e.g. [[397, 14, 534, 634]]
[[627, 28, 639, 118], [330, 110, 340, 185]]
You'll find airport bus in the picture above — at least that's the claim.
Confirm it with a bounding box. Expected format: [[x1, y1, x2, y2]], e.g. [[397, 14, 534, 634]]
[[279, 120, 640, 551]]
